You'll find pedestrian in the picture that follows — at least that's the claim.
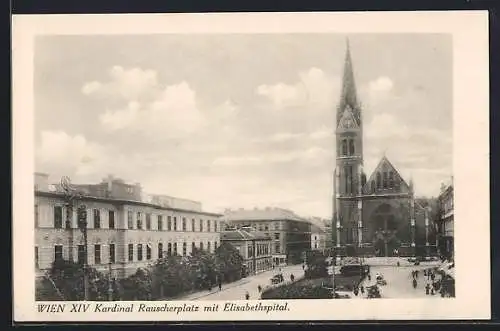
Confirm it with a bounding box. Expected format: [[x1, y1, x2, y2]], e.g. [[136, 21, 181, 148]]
[[245, 291, 250, 300], [368, 274, 371, 281], [218, 281, 222, 291], [353, 287, 359, 296], [424, 269, 427, 277], [412, 278, 417, 289], [360, 285, 365, 295], [425, 283, 430, 295], [258, 285, 262, 293], [415, 270, 419, 279], [397, 261, 400, 267], [302, 264, 305, 270], [430, 287, 435, 295]]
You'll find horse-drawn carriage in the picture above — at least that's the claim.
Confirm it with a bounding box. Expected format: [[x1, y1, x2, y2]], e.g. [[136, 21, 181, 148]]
[[366, 285, 381, 298], [375, 273, 387, 286]]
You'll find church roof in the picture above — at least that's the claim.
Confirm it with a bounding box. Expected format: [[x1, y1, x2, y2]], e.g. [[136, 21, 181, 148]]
[[337, 39, 361, 126], [363, 155, 411, 193]]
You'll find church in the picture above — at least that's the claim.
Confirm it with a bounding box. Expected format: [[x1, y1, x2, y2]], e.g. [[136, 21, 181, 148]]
[[332, 41, 433, 257]]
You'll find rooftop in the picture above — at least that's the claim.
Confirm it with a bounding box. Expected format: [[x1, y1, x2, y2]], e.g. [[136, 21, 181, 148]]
[[223, 207, 310, 223], [221, 229, 271, 241]]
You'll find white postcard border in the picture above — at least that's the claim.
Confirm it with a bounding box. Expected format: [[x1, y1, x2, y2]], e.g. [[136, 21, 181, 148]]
[[12, 11, 490, 321]]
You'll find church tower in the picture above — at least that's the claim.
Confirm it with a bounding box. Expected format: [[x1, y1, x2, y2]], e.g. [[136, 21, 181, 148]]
[[333, 39, 365, 249]]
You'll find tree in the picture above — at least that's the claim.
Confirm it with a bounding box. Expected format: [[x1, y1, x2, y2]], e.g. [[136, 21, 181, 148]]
[[190, 247, 217, 290], [119, 268, 152, 300], [215, 242, 244, 283], [149, 255, 193, 299], [304, 250, 328, 279], [44, 259, 110, 301]]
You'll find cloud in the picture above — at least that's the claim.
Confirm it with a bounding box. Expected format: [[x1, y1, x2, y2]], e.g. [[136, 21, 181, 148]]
[[212, 146, 329, 168], [98, 81, 204, 139], [36, 130, 174, 184], [82, 66, 159, 101], [36, 130, 108, 178], [365, 113, 411, 140], [369, 76, 394, 93], [256, 67, 339, 110]]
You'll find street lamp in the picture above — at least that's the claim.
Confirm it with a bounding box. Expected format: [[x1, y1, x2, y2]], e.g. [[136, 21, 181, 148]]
[[77, 204, 89, 301], [108, 262, 113, 301], [60, 176, 89, 301]]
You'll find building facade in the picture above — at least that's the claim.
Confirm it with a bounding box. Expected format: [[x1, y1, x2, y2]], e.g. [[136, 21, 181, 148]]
[[221, 229, 272, 274], [310, 224, 328, 252], [35, 175, 222, 279], [332, 41, 434, 257], [437, 182, 454, 260], [223, 208, 311, 265]]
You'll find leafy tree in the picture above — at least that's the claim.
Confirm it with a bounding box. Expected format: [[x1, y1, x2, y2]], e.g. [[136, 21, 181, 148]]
[[42, 259, 110, 301], [304, 250, 328, 279], [149, 255, 193, 299], [190, 247, 217, 290], [119, 268, 152, 300], [215, 242, 244, 283]]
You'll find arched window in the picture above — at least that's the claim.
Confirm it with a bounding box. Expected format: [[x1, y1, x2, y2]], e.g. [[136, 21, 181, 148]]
[[389, 171, 395, 188], [383, 172, 388, 189], [348, 139, 355, 156], [371, 181, 375, 193], [376, 172, 382, 189], [341, 139, 348, 156]]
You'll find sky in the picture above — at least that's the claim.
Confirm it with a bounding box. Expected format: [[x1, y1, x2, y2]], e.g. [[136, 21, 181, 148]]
[[34, 34, 453, 218]]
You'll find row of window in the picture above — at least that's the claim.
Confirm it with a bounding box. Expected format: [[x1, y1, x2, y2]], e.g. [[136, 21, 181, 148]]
[[38, 241, 220, 268], [241, 222, 282, 231], [126, 211, 218, 232], [41, 243, 117, 267], [371, 171, 399, 192], [247, 243, 270, 258], [45, 206, 219, 232], [127, 241, 218, 262], [340, 138, 356, 157]]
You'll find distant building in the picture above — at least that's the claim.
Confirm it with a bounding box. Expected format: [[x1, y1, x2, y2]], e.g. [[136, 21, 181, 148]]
[[310, 224, 327, 252], [437, 181, 454, 260], [221, 229, 272, 275], [34, 173, 222, 279], [223, 207, 311, 266]]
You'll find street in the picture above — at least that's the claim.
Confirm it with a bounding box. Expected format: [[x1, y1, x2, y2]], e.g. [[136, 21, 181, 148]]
[[179, 258, 444, 300], [180, 264, 305, 301]]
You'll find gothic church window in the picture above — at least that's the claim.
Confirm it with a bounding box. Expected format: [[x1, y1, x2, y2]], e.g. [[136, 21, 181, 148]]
[[376, 173, 381, 189], [341, 139, 348, 156], [348, 140, 355, 156], [389, 171, 394, 188], [383, 172, 388, 189], [371, 181, 375, 193]]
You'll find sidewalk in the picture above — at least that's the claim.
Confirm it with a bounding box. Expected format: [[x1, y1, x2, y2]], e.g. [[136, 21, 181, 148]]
[[178, 277, 252, 301]]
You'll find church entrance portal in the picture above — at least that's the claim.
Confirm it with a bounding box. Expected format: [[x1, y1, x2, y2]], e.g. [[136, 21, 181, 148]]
[[371, 204, 400, 257]]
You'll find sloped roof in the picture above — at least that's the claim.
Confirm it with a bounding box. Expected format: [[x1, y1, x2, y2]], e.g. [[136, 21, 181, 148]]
[[223, 207, 309, 223], [221, 229, 271, 241], [363, 155, 410, 193], [310, 223, 327, 233]]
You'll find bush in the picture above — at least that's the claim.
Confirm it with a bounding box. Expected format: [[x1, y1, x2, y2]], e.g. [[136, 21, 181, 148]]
[[261, 281, 332, 299]]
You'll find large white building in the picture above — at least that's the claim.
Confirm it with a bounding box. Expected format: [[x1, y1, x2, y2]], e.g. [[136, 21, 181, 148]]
[[34, 173, 222, 279]]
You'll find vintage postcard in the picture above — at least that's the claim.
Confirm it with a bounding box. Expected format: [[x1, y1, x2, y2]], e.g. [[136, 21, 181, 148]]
[[12, 11, 490, 321]]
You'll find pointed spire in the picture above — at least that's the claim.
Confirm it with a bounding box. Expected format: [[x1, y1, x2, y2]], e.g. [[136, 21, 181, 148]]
[[337, 37, 360, 125]]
